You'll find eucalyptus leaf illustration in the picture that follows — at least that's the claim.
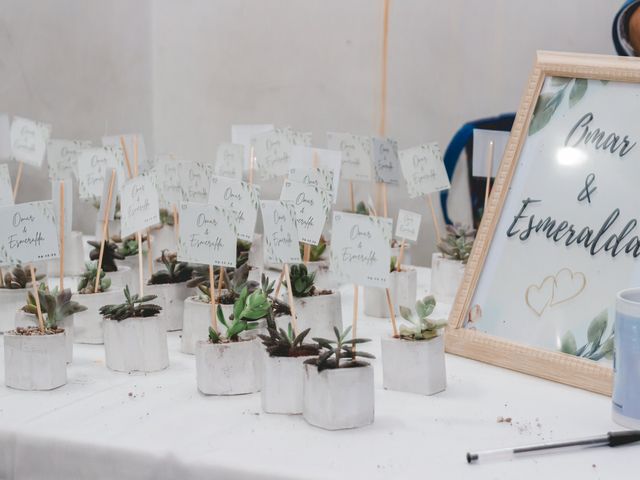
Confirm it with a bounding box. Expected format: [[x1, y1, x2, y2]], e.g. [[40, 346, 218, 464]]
[[559, 309, 614, 361], [569, 78, 588, 107], [529, 89, 565, 136]]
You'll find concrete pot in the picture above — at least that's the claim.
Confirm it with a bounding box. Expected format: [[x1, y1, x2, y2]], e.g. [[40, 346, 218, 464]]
[[391, 243, 412, 265], [248, 234, 264, 268], [103, 314, 169, 373], [195, 338, 261, 395], [47, 231, 86, 276], [302, 362, 374, 430], [364, 269, 418, 318], [262, 355, 313, 414], [107, 266, 133, 292], [430, 253, 465, 304], [305, 260, 337, 291], [150, 225, 177, 259], [381, 335, 446, 396], [0, 288, 27, 333], [73, 289, 123, 344], [145, 282, 191, 331], [181, 296, 234, 354], [14, 311, 74, 364], [4, 331, 67, 390], [293, 291, 342, 339]]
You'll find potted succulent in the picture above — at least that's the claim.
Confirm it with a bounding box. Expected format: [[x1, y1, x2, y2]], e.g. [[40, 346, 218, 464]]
[[195, 287, 270, 395], [298, 237, 336, 290], [73, 262, 123, 344], [47, 230, 86, 277], [99, 286, 168, 373], [283, 264, 342, 339], [431, 223, 475, 303], [0, 265, 45, 332], [381, 295, 447, 396], [259, 322, 319, 414], [150, 208, 177, 259], [303, 326, 375, 430], [15, 284, 87, 364], [364, 257, 417, 318], [114, 233, 150, 273], [87, 239, 132, 290], [145, 250, 193, 331]]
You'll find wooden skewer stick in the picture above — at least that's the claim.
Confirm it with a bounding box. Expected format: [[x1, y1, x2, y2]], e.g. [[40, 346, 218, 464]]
[[303, 244, 311, 264], [385, 287, 399, 337], [248, 146, 255, 185], [172, 204, 179, 243], [352, 284, 359, 360], [484, 140, 495, 211], [120, 136, 133, 179], [136, 231, 144, 297], [59, 181, 65, 291], [208, 264, 217, 332], [274, 269, 285, 299], [426, 194, 442, 243], [382, 182, 388, 218], [95, 171, 117, 293], [146, 228, 153, 277], [396, 239, 405, 272], [349, 181, 355, 212], [12, 162, 23, 201], [283, 263, 298, 335], [29, 264, 45, 333], [218, 267, 225, 297]]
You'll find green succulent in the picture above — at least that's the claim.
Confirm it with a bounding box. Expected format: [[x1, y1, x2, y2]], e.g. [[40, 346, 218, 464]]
[[22, 284, 87, 329], [88, 240, 125, 272], [560, 310, 614, 361], [99, 286, 162, 321], [285, 264, 316, 298], [390, 256, 397, 272], [117, 237, 142, 257], [299, 237, 327, 262], [399, 295, 448, 340], [208, 286, 271, 343], [159, 208, 175, 226], [237, 239, 252, 268], [437, 223, 475, 264], [258, 323, 319, 358], [1, 264, 44, 289], [306, 326, 374, 371], [148, 250, 193, 285], [77, 262, 112, 294], [355, 201, 369, 215]]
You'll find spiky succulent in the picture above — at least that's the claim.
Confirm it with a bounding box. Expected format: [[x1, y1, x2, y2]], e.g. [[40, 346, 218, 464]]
[[208, 286, 272, 343], [77, 262, 112, 294], [285, 264, 316, 297], [88, 240, 125, 272], [22, 284, 87, 329], [1, 265, 44, 289], [259, 323, 319, 357], [306, 326, 374, 371], [390, 256, 397, 272], [437, 223, 475, 264], [99, 286, 162, 321], [148, 250, 193, 285], [398, 295, 447, 340], [299, 237, 327, 262], [189, 264, 260, 303]]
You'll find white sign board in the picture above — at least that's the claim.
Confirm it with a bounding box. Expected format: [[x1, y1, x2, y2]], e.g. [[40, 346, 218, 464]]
[[326, 132, 372, 182], [260, 200, 301, 265], [399, 143, 451, 198], [208, 175, 260, 242], [119, 176, 160, 238]]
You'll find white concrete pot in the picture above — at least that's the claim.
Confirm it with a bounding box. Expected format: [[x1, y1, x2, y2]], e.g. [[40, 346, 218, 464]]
[[4, 331, 67, 390], [150, 225, 177, 259], [145, 282, 191, 331], [430, 253, 466, 304], [381, 335, 446, 396], [239, 318, 267, 340], [363, 269, 418, 318], [247, 266, 262, 284], [293, 291, 343, 339], [248, 234, 264, 268], [262, 355, 314, 414], [195, 338, 261, 395], [303, 362, 374, 430], [73, 289, 123, 344], [0, 288, 27, 333], [47, 231, 86, 276], [107, 266, 133, 292], [103, 314, 169, 373], [391, 243, 412, 265], [305, 260, 337, 291], [181, 296, 234, 354], [14, 311, 74, 364]]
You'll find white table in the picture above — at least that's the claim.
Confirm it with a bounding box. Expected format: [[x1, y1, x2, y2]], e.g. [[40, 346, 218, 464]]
[[0, 268, 635, 479]]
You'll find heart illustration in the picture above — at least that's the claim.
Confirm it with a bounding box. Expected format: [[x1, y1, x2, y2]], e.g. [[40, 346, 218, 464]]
[[550, 268, 586, 307], [525, 275, 555, 317]]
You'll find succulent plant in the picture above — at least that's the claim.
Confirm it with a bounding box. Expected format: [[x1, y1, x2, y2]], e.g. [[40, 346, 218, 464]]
[[306, 326, 374, 371], [22, 284, 87, 329], [208, 286, 271, 343], [190, 264, 260, 304], [398, 295, 448, 340], [1, 264, 44, 289], [561, 310, 614, 361], [159, 208, 175, 226], [117, 237, 141, 257], [259, 323, 319, 357], [355, 201, 369, 215], [148, 250, 193, 285], [299, 237, 327, 262], [88, 240, 125, 272], [99, 286, 162, 321], [237, 239, 252, 268], [390, 256, 398, 272], [437, 223, 475, 264], [77, 262, 112, 294], [285, 264, 316, 297]]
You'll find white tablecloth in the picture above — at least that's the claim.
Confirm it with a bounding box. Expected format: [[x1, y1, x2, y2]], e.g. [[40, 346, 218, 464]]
[[0, 268, 635, 479]]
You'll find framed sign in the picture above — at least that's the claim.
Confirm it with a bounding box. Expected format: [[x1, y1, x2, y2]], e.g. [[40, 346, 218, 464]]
[[446, 51, 640, 396]]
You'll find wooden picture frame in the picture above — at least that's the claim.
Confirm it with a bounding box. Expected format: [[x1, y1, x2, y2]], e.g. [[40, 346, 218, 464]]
[[446, 51, 640, 396]]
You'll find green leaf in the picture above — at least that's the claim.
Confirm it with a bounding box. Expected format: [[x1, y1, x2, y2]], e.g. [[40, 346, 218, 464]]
[[416, 295, 436, 318], [399, 306, 414, 322], [216, 304, 227, 328], [560, 331, 577, 356], [587, 310, 607, 346], [569, 78, 587, 107], [529, 90, 564, 136]]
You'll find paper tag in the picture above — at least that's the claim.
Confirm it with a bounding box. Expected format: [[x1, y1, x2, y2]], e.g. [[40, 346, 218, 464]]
[[0, 113, 11, 160], [77, 146, 126, 200], [208, 175, 260, 242], [286, 128, 313, 146], [102, 133, 149, 173], [472, 129, 510, 178], [10, 116, 52, 167], [326, 132, 372, 182], [287, 166, 334, 192], [0, 164, 13, 206], [371, 137, 400, 185], [395, 209, 421, 242], [0, 200, 60, 265], [119, 176, 160, 238], [47, 139, 92, 180], [177, 202, 237, 267], [252, 128, 292, 180], [260, 200, 301, 264], [399, 143, 450, 198], [96, 167, 119, 227], [215, 143, 244, 180], [231, 124, 275, 168], [280, 180, 331, 246], [52, 178, 73, 235], [153, 156, 183, 208], [330, 211, 392, 288], [289, 146, 341, 204], [179, 161, 212, 202]]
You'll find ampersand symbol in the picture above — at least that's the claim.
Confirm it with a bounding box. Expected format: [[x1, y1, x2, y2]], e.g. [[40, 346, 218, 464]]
[[577, 173, 597, 203]]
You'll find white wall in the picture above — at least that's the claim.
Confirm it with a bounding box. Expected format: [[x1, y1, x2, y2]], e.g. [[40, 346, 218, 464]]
[[0, 0, 620, 264]]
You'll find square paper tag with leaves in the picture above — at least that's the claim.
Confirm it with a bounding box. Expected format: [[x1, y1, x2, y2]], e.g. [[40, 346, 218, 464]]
[[47, 139, 92, 180], [287, 166, 334, 192], [215, 143, 244, 180], [280, 180, 331, 246], [260, 200, 301, 264], [10, 116, 52, 168], [177, 202, 237, 267], [208, 175, 260, 241], [0, 200, 59, 265], [102, 134, 149, 173], [330, 211, 392, 288], [179, 161, 212, 202], [326, 131, 372, 182], [119, 175, 160, 238], [395, 209, 422, 242], [289, 146, 341, 204], [0, 164, 13, 206], [371, 137, 400, 185], [252, 128, 292, 180], [77, 146, 126, 200], [399, 143, 450, 198], [152, 156, 183, 208]]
